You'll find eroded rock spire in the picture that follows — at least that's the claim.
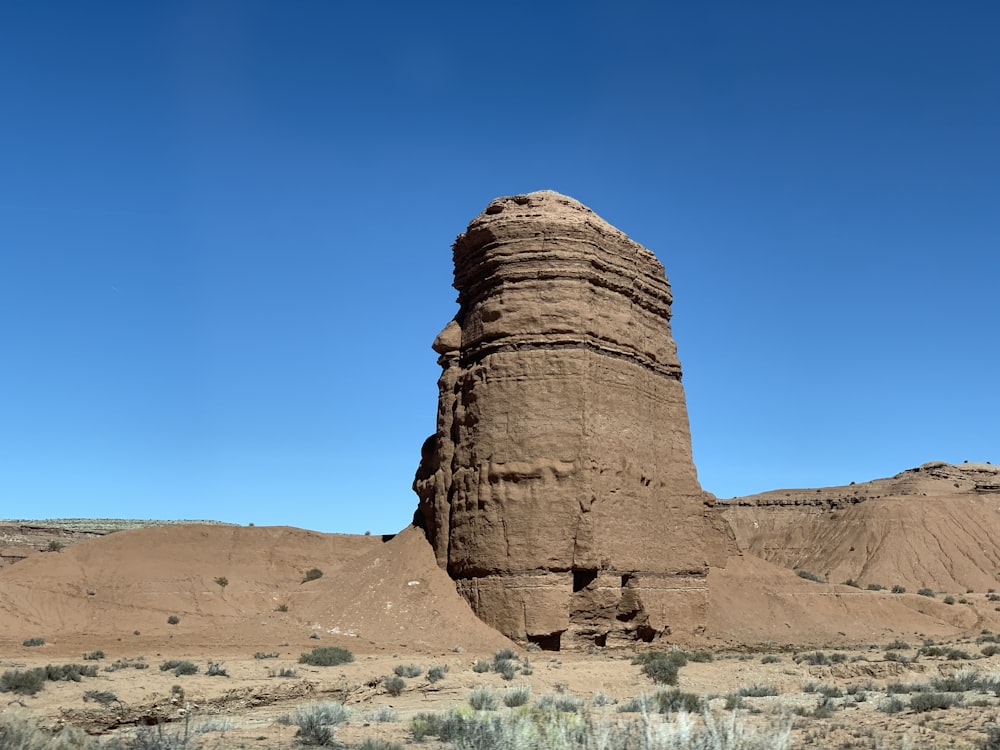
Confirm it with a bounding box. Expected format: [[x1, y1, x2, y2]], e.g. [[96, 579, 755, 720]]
[[414, 190, 724, 649]]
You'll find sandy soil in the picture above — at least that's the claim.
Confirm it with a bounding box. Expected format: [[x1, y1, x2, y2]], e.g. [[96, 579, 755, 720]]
[[5, 639, 1000, 748]]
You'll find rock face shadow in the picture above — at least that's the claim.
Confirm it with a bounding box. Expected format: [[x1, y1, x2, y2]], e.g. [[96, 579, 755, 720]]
[[414, 190, 727, 650]]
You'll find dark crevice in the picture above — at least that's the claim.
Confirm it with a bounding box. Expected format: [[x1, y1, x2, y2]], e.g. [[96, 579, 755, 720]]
[[527, 632, 562, 651], [573, 569, 598, 592]]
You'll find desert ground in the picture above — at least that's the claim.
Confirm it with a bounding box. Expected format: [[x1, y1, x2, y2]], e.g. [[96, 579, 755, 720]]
[[3, 462, 1000, 748]]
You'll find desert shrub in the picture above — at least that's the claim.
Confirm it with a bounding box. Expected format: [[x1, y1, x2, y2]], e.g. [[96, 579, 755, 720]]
[[652, 688, 702, 713], [83, 650, 105, 661], [681, 650, 713, 663], [797, 651, 830, 666], [724, 693, 745, 710], [503, 685, 531, 707], [166, 615, 180, 625], [892, 584, 906, 594], [829, 652, 848, 663], [426, 664, 449, 683], [493, 647, 518, 662], [885, 681, 915, 694], [494, 658, 517, 680], [979, 726, 1000, 750], [472, 659, 491, 673], [761, 654, 781, 664], [796, 570, 826, 583], [299, 646, 353, 666], [554, 694, 584, 712], [490, 649, 519, 679], [738, 684, 779, 697], [846, 680, 875, 695], [159, 660, 198, 676], [983, 645, 1000, 657], [393, 663, 422, 678], [816, 684, 843, 698], [945, 648, 974, 660], [617, 695, 649, 713], [1, 664, 96, 696], [918, 588, 936, 598], [275, 603, 289, 612], [382, 675, 405, 696], [632, 650, 688, 685], [364, 705, 398, 723], [885, 651, 911, 663], [413, 705, 792, 749], [254, 651, 279, 659], [1, 668, 46, 695], [105, 657, 147, 672], [410, 712, 469, 743], [930, 669, 980, 692], [206, 661, 228, 677], [640, 657, 679, 685], [879, 696, 906, 714], [83, 689, 119, 704], [910, 692, 961, 712], [0, 713, 102, 750], [45, 664, 97, 681], [844, 578, 860, 588], [944, 595, 957, 605], [990, 594, 1000, 603], [469, 685, 497, 710], [592, 691, 611, 706], [22, 637, 45, 647], [302, 567, 324, 583], [536, 693, 584, 712], [810, 696, 837, 719], [294, 701, 350, 746], [357, 740, 402, 750], [125, 721, 199, 750], [866, 583, 884, 591], [526, 642, 542, 652], [886, 639, 911, 650], [269, 667, 298, 678]]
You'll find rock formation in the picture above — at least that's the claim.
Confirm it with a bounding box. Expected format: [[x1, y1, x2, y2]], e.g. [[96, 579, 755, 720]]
[[414, 190, 725, 649]]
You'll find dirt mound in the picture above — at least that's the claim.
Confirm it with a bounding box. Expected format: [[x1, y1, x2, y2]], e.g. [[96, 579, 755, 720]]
[[705, 552, 1000, 647], [0, 524, 509, 654], [297, 525, 512, 651], [717, 462, 1000, 593]]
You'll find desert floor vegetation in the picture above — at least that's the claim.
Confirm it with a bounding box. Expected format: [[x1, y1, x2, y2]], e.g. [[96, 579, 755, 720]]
[[5, 637, 1000, 749]]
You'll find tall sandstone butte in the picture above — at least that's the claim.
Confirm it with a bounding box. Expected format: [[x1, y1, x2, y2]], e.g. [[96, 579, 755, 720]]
[[414, 190, 724, 650]]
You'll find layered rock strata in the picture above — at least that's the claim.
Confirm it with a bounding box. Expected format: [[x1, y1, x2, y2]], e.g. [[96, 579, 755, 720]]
[[414, 190, 723, 649]]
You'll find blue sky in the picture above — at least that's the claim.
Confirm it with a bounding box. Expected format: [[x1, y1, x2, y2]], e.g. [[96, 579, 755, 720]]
[[2, 2, 997, 533]]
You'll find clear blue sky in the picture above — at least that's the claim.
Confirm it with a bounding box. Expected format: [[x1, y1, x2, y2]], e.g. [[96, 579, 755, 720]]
[[2, 2, 997, 533]]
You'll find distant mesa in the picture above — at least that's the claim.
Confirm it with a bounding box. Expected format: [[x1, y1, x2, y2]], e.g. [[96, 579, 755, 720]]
[[0, 518, 234, 570], [413, 190, 727, 650]]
